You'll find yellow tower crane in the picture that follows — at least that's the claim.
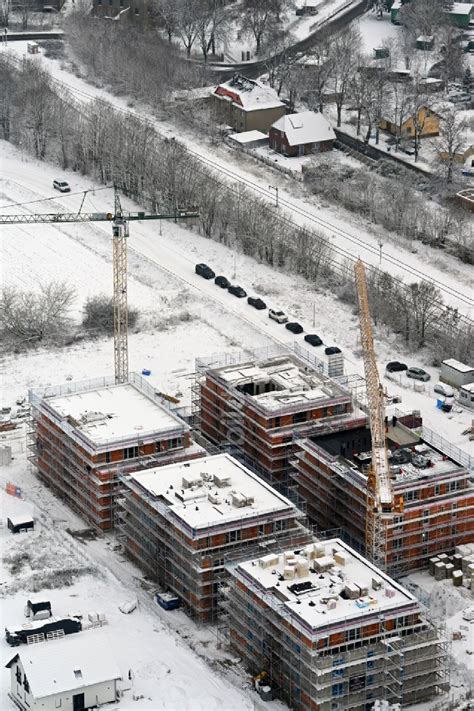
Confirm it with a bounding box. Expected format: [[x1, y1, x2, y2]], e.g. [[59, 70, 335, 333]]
[[0, 187, 198, 384], [354, 259, 403, 571]]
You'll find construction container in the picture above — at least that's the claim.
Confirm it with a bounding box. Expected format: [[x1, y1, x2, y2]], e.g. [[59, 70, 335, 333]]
[[445, 563, 454, 578], [453, 570, 463, 586], [434, 562, 446, 580], [462, 555, 474, 574], [452, 554, 463, 570], [429, 557, 440, 575], [0, 446, 12, 466]]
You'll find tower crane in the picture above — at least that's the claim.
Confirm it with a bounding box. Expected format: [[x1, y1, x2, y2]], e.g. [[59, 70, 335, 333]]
[[354, 259, 402, 571], [0, 187, 199, 384]]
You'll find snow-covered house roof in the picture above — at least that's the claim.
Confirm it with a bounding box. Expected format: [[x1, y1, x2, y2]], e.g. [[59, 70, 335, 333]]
[[448, 2, 473, 15], [271, 111, 336, 146], [5, 632, 121, 698], [214, 74, 285, 112]]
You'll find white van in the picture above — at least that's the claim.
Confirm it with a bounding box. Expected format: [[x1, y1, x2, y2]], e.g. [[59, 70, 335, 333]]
[[434, 382, 455, 398]]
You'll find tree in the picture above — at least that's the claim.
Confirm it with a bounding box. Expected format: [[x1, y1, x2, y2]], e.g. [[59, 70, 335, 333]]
[[151, 0, 179, 42], [175, 0, 201, 57], [241, 0, 282, 56], [83, 294, 138, 335], [300, 37, 333, 114], [436, 109, 467, 183], [0, 282, 76, 348], [330, 26, 361, 128], [438, 23, 465, 85], [406, 281, 442, 347], [195, 0, 231, 62]]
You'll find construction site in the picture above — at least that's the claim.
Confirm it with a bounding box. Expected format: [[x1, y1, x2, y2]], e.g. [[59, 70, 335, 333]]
[[193, 343, 365, 487], [28, 373, 204, 530], [119, 453, 310, 620], [224, 537, 449, 711]]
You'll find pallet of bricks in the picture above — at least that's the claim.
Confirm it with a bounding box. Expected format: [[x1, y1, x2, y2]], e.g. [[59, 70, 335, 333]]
[[429, 543, 474, 591]]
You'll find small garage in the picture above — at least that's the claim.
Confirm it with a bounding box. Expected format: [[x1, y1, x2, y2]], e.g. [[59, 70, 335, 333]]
[[440, 358, 474, 388], [7, 512, 34, 534]]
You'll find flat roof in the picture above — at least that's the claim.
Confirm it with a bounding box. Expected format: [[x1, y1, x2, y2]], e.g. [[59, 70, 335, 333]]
[[46, 383, 186, 446], [212, 355, 349, 413], [6, 630, 121, 698], [442, 358, 473, 373], [449, 2, 473, 13], [228, 130, 268, 144], [126, 454, 296, 532], [234, 539, 417, 633], [7, 512, 34, 526]]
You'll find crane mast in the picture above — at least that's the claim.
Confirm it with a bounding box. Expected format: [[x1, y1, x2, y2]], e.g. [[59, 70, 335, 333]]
[[0, 189, 199, 384], [354, 259, 394, 570]]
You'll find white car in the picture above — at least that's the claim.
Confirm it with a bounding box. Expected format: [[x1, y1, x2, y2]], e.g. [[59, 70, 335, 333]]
[[433, 382, 455, 398], [269, 309, 288, 324], [53, 179, 71, 193]]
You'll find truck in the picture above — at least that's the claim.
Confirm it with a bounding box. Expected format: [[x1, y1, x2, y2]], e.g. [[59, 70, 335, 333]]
[[5, 616, 82, 646]]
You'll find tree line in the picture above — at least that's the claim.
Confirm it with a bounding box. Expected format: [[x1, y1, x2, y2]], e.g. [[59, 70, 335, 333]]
[[0, 54, 472, 363]]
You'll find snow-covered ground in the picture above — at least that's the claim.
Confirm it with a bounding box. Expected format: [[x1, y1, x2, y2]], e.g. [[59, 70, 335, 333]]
[[3, 44, 472, 322]]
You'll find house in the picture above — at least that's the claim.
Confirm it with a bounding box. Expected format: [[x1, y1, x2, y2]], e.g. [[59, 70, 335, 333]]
[[440, 358, 474, 388], [120, 453, 310, 620], [269, 111, 336, 156], [6, 632, 121, 711], [438, 143, 474, 165], [447, 2, 474, 27], [459, 382, 474, 410], [379, 105, 441, 137], [213, 74, 286, 134], [7, 512, 34, 534], [28, 374, 204, 531], [226, 538, 448, 710], [416, 35, 434, 51]]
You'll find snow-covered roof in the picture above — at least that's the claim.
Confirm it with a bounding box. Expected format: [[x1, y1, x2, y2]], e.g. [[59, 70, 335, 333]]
[[228, 130, 268, 144], [215, 74, 285, 111], [448, 2, 473, 14], [45, 382, 187, 446], [7, 511, 34, 526], [6, 632, 121, 698], [461, 382, 474, 392], [126, 453, 296, 533], [271, 111, 336, 147], [442, 359, 473, 373], [233, 539, 418, 635]]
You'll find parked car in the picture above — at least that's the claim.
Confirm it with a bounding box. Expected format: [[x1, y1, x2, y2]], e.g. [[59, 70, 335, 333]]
[[53, 179, 70, 192], [406, 367, 431, 382], [247, 296, 267, 310], [386, 361, 408, 373], [304, 334, 323, 347], [325, 346, 341, 355], [286, 322, 303, 334], [269, 309, 288, 324], [195, 263, 215, 279], [214, 275, 230, 288], [228, 285, 247, 298], [433, 382, 454, 398]]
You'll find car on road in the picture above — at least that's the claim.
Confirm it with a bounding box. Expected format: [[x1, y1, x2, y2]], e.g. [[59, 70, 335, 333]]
[[286, 322, 303, 334], [269, 309, 288, 324], [247, 296, 267, 310], [325, 346, 341, 355], [195, 263, 215, 279], [406, 367, 430, 382], [433, 382, 455, 398], [228, 285, 247, 298], [304, 334, 323, 347], [214, 275, 230, 288], [386, 361, 408, 373], [53, 179, 71, 193]]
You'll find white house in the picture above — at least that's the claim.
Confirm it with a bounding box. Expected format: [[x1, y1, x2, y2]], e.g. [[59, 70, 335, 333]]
[[5, 632, 122, 711]]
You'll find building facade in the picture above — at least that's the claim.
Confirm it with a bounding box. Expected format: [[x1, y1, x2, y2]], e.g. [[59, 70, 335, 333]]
[[269, 112, 335, 157], [292, 422, 474, 574], [28, 374, 204, 530], [194, 346, 362, 487], [225, 538, 448, 711], [213, 74, 286, 133], [120, 453, 310, 621]]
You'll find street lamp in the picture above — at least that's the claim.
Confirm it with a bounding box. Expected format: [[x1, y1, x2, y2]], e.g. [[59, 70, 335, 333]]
[[268, 185, 279, 208], [378, 240, 383, 265]]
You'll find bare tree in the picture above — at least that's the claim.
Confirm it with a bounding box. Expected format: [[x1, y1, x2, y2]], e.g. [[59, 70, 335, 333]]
[[330, 26, 361, 128], [241, 0, 282, 56], [1, 282, 76, 348], [438, 23, 465, 85], [151, 0, 179, 42], [437, 109, 467, 183], [300, 37, 333, 114]]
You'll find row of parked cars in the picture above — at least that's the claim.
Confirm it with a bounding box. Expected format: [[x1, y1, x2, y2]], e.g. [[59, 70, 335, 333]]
[[385, 361, 454, 397], [195, 263, 341, 353]]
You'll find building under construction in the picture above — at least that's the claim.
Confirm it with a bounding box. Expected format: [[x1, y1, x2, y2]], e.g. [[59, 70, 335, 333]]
[[119, 453, 311, 620], [194, 345, 365, 488], [225, 538, 449, 710], [28, 373, 204, 530], [292, 421, 474, 575]]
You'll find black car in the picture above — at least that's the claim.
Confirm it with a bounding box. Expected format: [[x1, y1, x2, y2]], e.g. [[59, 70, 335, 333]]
[[247, 296, 267, 310], [304, 334, 323, 347], [195, 263, 215, 279], [325, 346, 341, 355], [228, 285, 247, 298], [215, 275, 230, 288], [386, 361, 408, 373], [286, 322, 304, 334]]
